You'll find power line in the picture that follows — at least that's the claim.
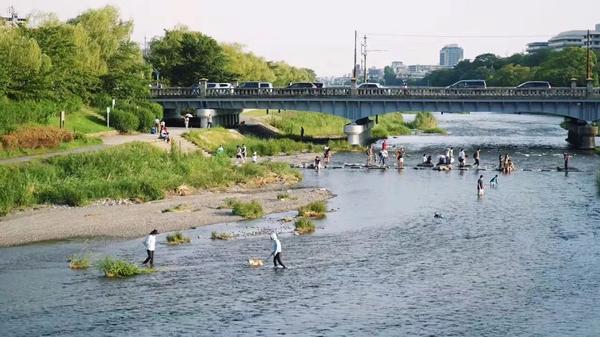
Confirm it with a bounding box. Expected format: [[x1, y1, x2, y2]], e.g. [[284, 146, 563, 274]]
[[365, 32, 549, 39]]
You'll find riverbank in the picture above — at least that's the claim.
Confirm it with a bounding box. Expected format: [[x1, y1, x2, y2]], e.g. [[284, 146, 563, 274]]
[[0, 184, 332, 247]]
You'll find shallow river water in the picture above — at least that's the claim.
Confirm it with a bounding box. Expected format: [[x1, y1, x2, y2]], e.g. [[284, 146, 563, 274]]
[[1, 113, 600, 336]]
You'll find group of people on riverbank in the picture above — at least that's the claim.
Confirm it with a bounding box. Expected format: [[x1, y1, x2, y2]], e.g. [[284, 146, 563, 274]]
[[234, 144, 258, 164]]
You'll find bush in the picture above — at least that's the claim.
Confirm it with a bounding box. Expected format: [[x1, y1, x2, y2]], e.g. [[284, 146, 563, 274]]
[[277, 192, 290, 200], [231, 200, 264, 219], [0, 126, 74, 150], [0, 98, 61, 135], [298, 200, 327, 219], [134, 109, 156, 133], [371, 125, 389, 139], [166, 232, 191, 245], [68, 254, 90, 269], [211, 231, 234, 240], [294, 218, 315, 234], [409, 112, 438, 130], [97, 257, 155, 278], [110, 109, 139, 133]]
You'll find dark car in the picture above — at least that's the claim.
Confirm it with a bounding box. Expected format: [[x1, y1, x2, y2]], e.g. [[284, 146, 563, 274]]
[[516, 81, 551, 89], [446, 80, 487, 89], [287, 82, 316, 89]]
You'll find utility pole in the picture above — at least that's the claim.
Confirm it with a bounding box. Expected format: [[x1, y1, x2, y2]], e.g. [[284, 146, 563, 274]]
[[353, 30, 357, 79], [362, 35, 368, 83], [586, 29, 591, 80]]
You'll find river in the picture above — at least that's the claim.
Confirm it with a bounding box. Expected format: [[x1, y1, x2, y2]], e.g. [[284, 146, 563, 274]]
[[1, 113, 599, 336]]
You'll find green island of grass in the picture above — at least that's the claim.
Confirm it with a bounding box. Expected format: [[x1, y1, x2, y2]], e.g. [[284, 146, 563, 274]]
[[294, 218, 316, 234], [298, 200, 327, 219], [166, 232, 191, 245], [97, 257, 156, 278]]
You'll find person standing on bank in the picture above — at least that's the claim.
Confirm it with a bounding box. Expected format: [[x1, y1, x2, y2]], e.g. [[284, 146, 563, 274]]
[[184, 115, 190, 129], [300, 126, 305, 140], [142, 229, 158, 268], [269, 233, 286, 269]]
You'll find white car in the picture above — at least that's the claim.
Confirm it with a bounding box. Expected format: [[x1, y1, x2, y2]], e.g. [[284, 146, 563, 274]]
[[207, 83, 233, 89], [358, 83, 385, 89]]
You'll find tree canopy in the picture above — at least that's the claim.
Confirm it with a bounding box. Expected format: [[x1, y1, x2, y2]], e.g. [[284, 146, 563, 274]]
[[420, 48, 599, 87]]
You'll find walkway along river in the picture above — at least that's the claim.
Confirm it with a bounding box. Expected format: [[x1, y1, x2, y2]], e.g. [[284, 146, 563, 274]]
[[1, 113, 599, 336]]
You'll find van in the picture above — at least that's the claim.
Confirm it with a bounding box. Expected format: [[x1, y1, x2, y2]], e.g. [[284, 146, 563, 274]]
[[446, 80, 487, 89], [207, 83, 233, 89], [237, 81, 273, 89], [287, 82, 316, 89]]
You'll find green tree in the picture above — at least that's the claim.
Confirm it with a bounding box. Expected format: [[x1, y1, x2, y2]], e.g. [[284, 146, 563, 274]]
[[221, 43, 275, 82], [489, 64, 532, 86], [535, 47, 597, 86], [146, 27, 233, 86]]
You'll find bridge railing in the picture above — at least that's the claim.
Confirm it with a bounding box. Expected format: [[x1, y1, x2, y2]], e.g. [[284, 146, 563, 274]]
[[150, 87, 594, 99]]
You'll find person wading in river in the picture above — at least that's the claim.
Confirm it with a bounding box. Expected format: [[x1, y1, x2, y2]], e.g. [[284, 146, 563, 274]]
[[563, 152, 571, 170], [142, 229, 158, 268], [269, 233, 286, 269], [474, 148, 481, 167], [477, 175, 485, 196]]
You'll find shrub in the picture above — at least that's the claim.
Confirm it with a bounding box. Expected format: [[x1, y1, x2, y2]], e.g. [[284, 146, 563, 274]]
[[0, 126, 74, 150], [371, 125, 389, 139], [68, 254, 90, 269], [294, 218, 316, 234], [409, 112, 438, 130], [166, 232, 191, 245], [211, 231, 234, 240], [277, 192, 290, 200], [110, 109, 139, 133], [298, 200, 327, 219], [97, 257, 155, 278], [134, 108, 156, 133], [0, 98, 60, 135], [232, 200, 264, 219]]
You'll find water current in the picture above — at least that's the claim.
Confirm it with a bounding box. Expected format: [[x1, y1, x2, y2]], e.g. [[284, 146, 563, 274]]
[[1, 112, 599, 336]]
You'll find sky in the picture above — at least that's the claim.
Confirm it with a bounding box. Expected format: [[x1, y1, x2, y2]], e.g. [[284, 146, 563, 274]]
[[4, 0, 600, 76]]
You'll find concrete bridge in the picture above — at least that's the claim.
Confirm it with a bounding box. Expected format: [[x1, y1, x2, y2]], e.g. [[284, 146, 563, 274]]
[[151, 81, 600, 148]]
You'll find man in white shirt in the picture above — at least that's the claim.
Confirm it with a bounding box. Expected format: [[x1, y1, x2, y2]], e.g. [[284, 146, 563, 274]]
[[269, 233, 286, 268]]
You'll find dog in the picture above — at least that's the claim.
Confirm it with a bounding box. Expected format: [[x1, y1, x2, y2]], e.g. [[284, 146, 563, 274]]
[[248, 258, 264, 267]]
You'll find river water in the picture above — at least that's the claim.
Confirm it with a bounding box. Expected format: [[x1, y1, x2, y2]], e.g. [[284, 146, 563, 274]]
[[1, 113, 599, 336]]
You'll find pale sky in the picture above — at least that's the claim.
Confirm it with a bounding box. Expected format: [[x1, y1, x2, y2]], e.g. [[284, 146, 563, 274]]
[[4, 0, 600, 76]]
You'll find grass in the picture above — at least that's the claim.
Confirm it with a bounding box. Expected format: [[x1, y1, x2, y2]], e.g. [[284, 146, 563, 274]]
[[277, 192, 290, 200], [0, 134, 102, 159], [294, 218, 316, 234], [68, 254, 90, 269], [211, 231, 234, 240], [166, 232, 191, 245], [97, 257, 155, 278], [231, 200, 264, 219], [48, 106, 113, 135], [0, 142, 301, 216], [242, 109, 349, 137], [298, 200, 327, 219]]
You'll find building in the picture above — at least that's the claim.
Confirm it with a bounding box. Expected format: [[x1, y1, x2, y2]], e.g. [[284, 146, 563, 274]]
[[439, 44, 464, 67], [406, 65, 444, 80], [527, 24, 600, 52], [367, 67, 384, 81]]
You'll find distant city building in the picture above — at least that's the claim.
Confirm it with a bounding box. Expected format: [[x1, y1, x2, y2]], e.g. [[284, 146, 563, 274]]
[[527, 24, 600, 53], [406, 64, 444, 80], [367, 67, 384, 81], [439, 44, 464, 67], [391, 61, 409, 77]]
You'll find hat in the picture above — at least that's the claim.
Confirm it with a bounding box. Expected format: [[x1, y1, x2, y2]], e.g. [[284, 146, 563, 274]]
[[150, 229, 158, 235]]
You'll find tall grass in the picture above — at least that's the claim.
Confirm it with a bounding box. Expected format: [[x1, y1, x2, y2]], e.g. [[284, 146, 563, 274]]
[[298, 200, 327, 219], [243, 110, 349, 137], [294, 218, 316, 234], [230, 200, 264, 219], [166, 232, 191, 245], [97, 257, 154, 278], [407, 112, 438, 130], [0, 142, 301, 216], [68, 254, 90, 269]]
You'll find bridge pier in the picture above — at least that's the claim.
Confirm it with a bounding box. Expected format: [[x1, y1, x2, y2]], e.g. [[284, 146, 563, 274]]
[[344, 118, 374, 145], [566, 122, 597, 149]]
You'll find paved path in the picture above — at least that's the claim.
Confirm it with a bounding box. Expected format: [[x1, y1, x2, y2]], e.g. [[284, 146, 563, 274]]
[[0, 128, 199, 166]]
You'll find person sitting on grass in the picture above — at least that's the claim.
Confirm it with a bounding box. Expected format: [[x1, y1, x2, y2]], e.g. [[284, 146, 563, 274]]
[[160, 127, 170, 143]]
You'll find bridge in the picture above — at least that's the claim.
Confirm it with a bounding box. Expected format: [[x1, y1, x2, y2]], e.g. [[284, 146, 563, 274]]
[[150, 83, 600, 148]]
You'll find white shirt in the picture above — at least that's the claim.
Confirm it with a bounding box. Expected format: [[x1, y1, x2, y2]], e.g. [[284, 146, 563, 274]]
[[144, 234, 156, 251], [459, 151, 465, 159], [272, 238, 282, 254]]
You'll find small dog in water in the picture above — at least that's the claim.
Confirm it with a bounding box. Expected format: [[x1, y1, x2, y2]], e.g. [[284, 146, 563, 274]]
[[248, 258, 264, 267], [434, 212, 444, 219]]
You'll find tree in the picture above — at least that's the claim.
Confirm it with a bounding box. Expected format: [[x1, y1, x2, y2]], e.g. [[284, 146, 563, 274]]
[[221, 43, 275, 82], [489, 64, 532, 86], [383, 66, 401, 86], [535, 47, 597, 86], [146, 28, 233, 86]]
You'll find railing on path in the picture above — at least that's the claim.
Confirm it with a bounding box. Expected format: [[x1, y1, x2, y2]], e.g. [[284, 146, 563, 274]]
[[150, 87, 599, 99]]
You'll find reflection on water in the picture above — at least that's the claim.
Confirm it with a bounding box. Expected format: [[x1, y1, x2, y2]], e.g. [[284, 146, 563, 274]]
[[1, 113, 599, 337]]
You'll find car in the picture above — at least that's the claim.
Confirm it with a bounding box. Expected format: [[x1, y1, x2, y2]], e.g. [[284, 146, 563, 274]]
[[237, 81, 273, 89], [313, 82, 324, 88], [207, 83, 233, 89], [358, 83, 385, 89], [446, 80, 487, 89], [287, 82, 316, 89], [516, 81, 551, 89]]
